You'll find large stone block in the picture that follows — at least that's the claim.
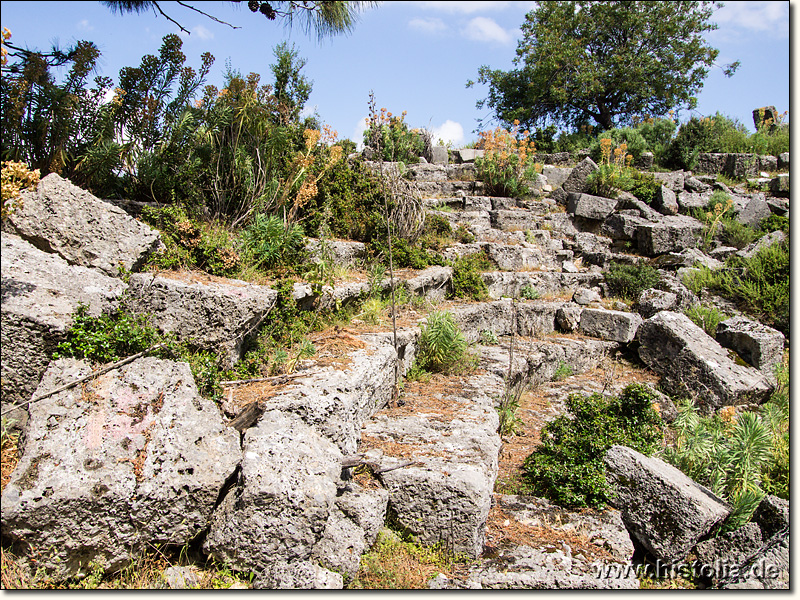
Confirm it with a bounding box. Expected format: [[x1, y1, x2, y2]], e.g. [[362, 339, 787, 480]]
[[604, 445, 731, 563], [579, 308, 642, 343], [635, 215, 703, 256], [1, 357, 240, 580], [1, 233, 126, 412], [205, 410, 342, 572], [561, 157, 598, 195], [567, 193, 619, 221], [125, 272, 277, 368], [715, 316, 785, 381], [637, 311, 772, 411], [6, 173, 162, 276]]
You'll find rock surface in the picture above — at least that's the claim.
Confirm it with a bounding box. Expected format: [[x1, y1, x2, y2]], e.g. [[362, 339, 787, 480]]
[[5, 173, 162, 276], [604, 445, 731, 564], [1, 357, 240, 580]]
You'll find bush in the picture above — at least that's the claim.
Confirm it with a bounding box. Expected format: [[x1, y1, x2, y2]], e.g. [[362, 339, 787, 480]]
[[368, 235, 441, 270], [589, 127, 648, 164], [604, 262, 660, 301], [663, 113, 756, 171], [53, 304, 164, 364], [475, 123, 541, 197], [625, 170, 660, 204], [634, 117, 677, 165], [449, 254, 490, 301], [240, 213, 306, 272], [363, 102, 427, 164], [413, 310, 474, 375], [684, 304, 729, 337], [522, 384, 664, 508]]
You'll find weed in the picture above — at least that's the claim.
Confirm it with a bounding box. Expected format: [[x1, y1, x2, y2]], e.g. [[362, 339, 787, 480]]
[[475, 122, 541, 197], [520, 284, 540, 300], [240, 213, 306, 272], [479, 329, 499, 345], [683, 304, 729, 337], [498, 379, 526, 437], [412, 310, 475, 376], [603, 262, 660, 302], [449, 254, 490, 301], [552, 361, 573, 381]]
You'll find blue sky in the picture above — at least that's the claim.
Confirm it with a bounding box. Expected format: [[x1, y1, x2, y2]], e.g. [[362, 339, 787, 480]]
[[0, 1, 791, 147]]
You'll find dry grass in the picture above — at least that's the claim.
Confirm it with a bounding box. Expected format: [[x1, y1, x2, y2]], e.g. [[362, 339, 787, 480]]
[[1, 428, 20, 492]]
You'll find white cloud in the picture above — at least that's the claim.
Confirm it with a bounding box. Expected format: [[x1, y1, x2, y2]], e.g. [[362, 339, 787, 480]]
[[420, 1, 511, 14], [77, 19, 94, 32], [352, 116, 370, 150], [408, 17, 448, 34], [431, 120, 465, 147], [192, 24, 214, 40], [712, 1, 788, 35], [461, 16, 513, 45]]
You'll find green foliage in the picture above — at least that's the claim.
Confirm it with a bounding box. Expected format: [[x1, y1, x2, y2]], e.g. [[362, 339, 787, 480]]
[[240, 213, 306, 271], [720, 218, 759, 250], [683, 304, 729, 337], [759, 214, 789, 236], [589, 128, 648, 163], [626, 171, 661, 204], [368, 236, 440, 270], [479, 329, 499, 345], [520, 284, 540, 300], [449, 254, 491, 301], [53, 304, 164, 364], [498, 380, 526, 437], [363, 99, 427, 164], [552, 361, 573, 381], [470, 1, 734, 131], [523, 384, 664, 508], [604, 261, 661, 301], [634, 117, 678, 165], [413, 310, 474, 375]]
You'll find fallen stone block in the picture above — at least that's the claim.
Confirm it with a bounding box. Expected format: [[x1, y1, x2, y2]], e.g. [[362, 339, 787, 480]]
[[718, 530, 789, 589], [306, 238, 365, 267], [561, 157, 598, 196], [403, 266, 453, 302], [5, 173, 162, 276], [715, 316, 785, 381], [604, 445, 730, 564], [636, 289, 678, 319], [635, 215, 704, 256], [579, 308, 642, 343], [1, 357, 240, 580], [567, 193, 619, 221], [126, 272, 278, 368], [251, 559, 343, 589], [637, 312, 772, 411], [652, 185, 678, 215]]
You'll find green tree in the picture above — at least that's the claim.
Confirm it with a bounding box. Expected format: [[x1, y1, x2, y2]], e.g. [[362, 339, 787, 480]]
[[101, 1, 377, 40], [469, 1, 739, 131], [271, 41, 312, 125]]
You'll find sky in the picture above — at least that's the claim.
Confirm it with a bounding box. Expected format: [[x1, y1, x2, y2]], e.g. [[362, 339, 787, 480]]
[[0, 1, 792, 147]]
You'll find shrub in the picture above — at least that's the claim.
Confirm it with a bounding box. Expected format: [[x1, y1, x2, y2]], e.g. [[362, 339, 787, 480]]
[[626, 171, 660, 204], [368, 236, 440, 270], [586, 138, 635, 198], [663, 113, 754, 171], [634, 116, 677, 165], [589, 127, 648, 163], [760, 214, 789, 235], [449, 254, 490, 301], [520, 284, 540, 300], [604, 262, 660, 301], [1, 160, 40, 219], [720, 219, 758, 250], [475, 122, 541, 197], [522, 384, 664, 508], [53, 304, 164, 364], [413, 310, 474, 375], [363, 99, 427, 164], [240, 213, 306, 272]]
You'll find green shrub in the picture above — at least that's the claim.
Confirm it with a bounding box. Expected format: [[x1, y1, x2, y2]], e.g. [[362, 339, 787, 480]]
[[522, 384, 664, 508], [475, 124, 540, 198], [363, 105, 427, 164], [760, 214, 789, 235], [626, 171, 660, 204], [552, 361, 573, 381], [368, 236, 441, 270], [449, 254, 490, 301], [604, 262, 660, 301], [589, 127, 648, 163], [454, 224, 475, 244], [413, 310, 474, 375], [53, 304, 164, 364], [240, 213, 306, 271], [520, 284, 540, 300], [720, 219, 759, 249], [634, 117, 677, 165]]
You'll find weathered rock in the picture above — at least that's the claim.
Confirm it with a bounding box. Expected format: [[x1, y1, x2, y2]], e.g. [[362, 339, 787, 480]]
[[567, 193, 618, 221], [652, 185, 678, 215], [695, 154, 727, 176], [752, 495, 789, 539], [636, 288, 678, 319], [404, 163, 447, 181], [737, 195, 772, 228], [154, 566, 203, 590], [252, 559, 343, 589], [572, 287, 602, 306], [757, 155, 778, 172], [431, 145, 448, 165], [579, 308, 642, 343], [637, 312, 772, 411], [653, 170, 685, 192], [777, 152, 789, 170], [694, 523, 763, 579], [718, 530, 789, 590], [635, 215, 703, 256], [542, 165, 572, 188], [451, 148, 484, 163], [736, 230, 785, 260], [481, 271, 603, 301], [362, 373, 502, 558], [1, 233, 126, 414], [1, 357, 240, 580], [684, 175, 712, 193], [676, 190, 712, 213], [636, 151, 654, 170], [752, 106, 779, 130], [334, 483, 390, 548], [769, 174, 789, 196], [561, 157, 599, 196], [403, 266, 452, 302], [715, 316, 785, 381], [556, 303, 583, 332], [604, 445, 731, 563], [305, 238, 365, 267], [260, 331, 416, 453], [205, 410, 342, 572], [5, 173, 162, 276], [600, 212, 651, 241], [440, 210, 492, 233], [490, 209, 543, 232], [125, 272, 278, 368]]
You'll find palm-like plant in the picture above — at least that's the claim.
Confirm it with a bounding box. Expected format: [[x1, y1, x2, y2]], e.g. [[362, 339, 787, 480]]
[[416, 310, 471, 374]]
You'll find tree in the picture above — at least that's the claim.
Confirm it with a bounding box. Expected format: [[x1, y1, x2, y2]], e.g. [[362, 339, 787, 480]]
[[469, 1, 739, 131], [101, 1, 377, 40]]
